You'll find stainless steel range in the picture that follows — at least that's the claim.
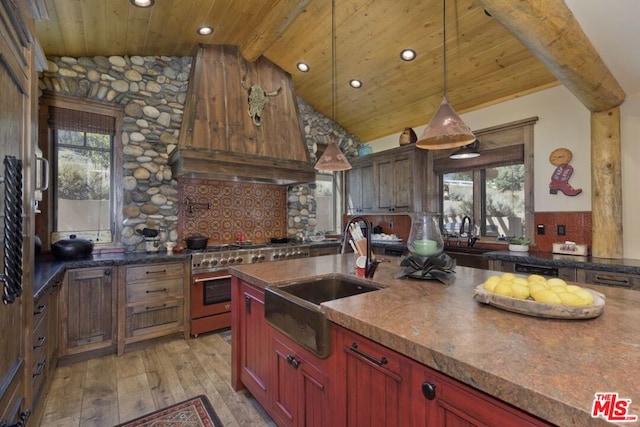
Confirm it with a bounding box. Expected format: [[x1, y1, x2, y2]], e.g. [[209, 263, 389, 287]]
[[190, 243, 310, 336]]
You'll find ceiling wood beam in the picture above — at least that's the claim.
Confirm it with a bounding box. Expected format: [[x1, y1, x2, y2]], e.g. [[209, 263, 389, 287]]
[[477, 0, 626, 112], [240, 0, 313, 62]]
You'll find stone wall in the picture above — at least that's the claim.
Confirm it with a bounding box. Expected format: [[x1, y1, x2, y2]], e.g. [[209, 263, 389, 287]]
[[39, 55, 359, 251], [40, 55, 191, 252]]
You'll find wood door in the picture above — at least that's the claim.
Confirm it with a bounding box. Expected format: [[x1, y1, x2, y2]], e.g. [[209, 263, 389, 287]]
[[0, 0, 32, 422], [339, 328, 412, 427], [377, 159, 394, 211], [271, 335, 298, 427], [393, 155, 413, 211], [61, 267, 116, 356], [238, 281, 271, 405]]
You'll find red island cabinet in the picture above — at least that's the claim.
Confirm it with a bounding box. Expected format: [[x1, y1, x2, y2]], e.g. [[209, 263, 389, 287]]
[[231, 278, 271, 405]]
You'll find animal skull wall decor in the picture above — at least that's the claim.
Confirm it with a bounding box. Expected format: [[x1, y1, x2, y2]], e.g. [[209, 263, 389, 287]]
[[241, 76, 281, 126]]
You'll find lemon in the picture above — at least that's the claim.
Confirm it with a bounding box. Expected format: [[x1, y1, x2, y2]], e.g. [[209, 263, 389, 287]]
[[557, 292, 588, 307], [501, 273, 515, 280], [483, 279, 498, 292], [573, 288, 595, 305], [527, 274, 546, 283], [549, 285, 568, 294], [566, 284, 582, 293], [531, 289, 562, 304], [512, 277, 529, 287], [547, 278, 568, 287], [494, 282, 514, 297], [529, 282, 548, 295], [511, 283, 530, 299]]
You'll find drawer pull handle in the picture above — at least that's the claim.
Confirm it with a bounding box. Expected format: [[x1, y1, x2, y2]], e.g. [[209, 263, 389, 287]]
[[286, 355, 300, 369], [146, 269, 167, 274], [33, 360, 46, 377], [422, 381, 437, 400], [349, 342, 388, 366], [594, 275, 631, 288], [33, 336, 46, 349], [2, 408, 31, 427], [146, 288, 168, 293], [33, 304, 46, 315], [145, 303, 167, 311]]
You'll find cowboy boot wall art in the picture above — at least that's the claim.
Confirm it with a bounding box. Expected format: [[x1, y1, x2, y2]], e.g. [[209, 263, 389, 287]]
[[548, 147, 582, 196]]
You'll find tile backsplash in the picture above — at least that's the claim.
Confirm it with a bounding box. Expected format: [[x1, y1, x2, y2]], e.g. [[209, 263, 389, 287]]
[[178, 178, 287, 245], [532, 211, 592, 253]]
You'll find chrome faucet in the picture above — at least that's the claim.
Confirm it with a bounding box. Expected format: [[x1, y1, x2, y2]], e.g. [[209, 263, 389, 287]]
[[340, 216, 378, 278], [460, 216, 478, 247]]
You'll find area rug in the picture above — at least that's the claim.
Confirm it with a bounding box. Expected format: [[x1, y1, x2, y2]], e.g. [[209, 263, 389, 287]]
[[116, 395, 223, 427]]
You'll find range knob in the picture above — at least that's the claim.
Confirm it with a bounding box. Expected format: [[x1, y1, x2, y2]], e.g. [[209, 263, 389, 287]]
[[202, 259, 211, 266], [272, 253, 280, 260], [219, 258, 228, 266], [251, 255, 259, 262], [236, 256, 243, 264], [210, 258, 219, 266], [258, 254, 265, 261], [228, 257, 236, 264]]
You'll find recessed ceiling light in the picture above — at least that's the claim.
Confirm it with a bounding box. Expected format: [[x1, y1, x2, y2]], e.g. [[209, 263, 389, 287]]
[[400, 49, 416, 61], [197, 26, 213, 36], [296, 62, 310, 72], [130, 0, 154, 8], [349, 79, 362, 88]]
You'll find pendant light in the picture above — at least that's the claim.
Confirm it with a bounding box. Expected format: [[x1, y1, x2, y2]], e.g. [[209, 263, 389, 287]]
[[416, 0, 476, 150], [314, 0, 352, 172], [449, 140, 481, 159]]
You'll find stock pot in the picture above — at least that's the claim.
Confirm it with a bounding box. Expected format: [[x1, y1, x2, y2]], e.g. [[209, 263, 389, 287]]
[[52, 235, 94, 260], [184, 235, 209, 250]]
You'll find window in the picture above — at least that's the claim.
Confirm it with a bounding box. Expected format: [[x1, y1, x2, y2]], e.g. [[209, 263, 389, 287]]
[[314, 172, 342, 233], [40, 95, 123, 246], [434, 118, 537, 242]]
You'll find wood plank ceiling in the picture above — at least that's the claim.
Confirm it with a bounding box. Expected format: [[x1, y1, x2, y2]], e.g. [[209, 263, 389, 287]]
[[34, 0, 561, 142]]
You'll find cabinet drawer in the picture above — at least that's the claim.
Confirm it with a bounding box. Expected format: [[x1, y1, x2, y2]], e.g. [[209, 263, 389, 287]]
[[32, 310, 48, 352], [33, 297, 48, 329], [577, 269, 640, 290], [340, 328, 404, 378], [125, 262, 184, 282], [125, 299, 183, 337], [126, 277, 184, 303]]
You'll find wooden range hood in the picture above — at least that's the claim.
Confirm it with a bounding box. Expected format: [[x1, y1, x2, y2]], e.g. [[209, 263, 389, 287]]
[[171, 44, 316, 185]]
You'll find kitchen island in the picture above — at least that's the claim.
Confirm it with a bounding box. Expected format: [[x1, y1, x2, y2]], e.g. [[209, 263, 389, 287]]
[[230, 254, 640, 427]]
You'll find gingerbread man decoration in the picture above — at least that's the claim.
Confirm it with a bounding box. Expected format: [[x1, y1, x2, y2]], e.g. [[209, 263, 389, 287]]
[[549, 148, 582, 196]]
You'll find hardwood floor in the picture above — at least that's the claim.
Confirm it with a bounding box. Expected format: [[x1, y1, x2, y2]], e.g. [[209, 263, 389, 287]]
[[39, 329, 276, 426]]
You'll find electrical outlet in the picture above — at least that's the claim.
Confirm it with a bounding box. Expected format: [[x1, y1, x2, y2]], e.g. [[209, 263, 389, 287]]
[[537, 224, 545, 235], [557, 224, 566, 235], [389, 222, 394, 228]]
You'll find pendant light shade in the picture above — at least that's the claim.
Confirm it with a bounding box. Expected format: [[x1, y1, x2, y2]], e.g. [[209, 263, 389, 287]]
[[449, 139, 481, 159], [315, 138, 352, 171], [416, 0, 475, 150], [314, 0, 352, 172]]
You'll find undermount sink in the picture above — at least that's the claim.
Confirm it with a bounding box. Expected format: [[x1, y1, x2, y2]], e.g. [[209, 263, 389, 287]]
[[444, 246, 491, 269], [265, 276, 382, 358]]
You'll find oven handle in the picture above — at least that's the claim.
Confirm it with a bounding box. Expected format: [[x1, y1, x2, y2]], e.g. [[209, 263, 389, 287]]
[[193, 274, 232, 283]]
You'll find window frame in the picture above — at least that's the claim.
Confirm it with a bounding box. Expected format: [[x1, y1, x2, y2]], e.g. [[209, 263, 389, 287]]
[[432, 117, 537, 244], [38, 93, 124, 250]]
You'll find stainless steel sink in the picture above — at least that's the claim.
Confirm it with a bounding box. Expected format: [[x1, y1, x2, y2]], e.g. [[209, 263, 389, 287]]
[[265, 276, 382, 358], [444, 246, 491, 269]]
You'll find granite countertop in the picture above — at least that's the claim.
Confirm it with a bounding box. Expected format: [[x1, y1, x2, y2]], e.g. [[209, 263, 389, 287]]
[[485, 250, 640, 275], [230, 254, 640, 427], [34, 252, 190, 299]]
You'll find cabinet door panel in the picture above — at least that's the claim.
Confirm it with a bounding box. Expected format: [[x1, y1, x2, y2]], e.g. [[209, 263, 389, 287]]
[[393, 156, 413, 210], [271, 337, 297, 427], [239, 281, 270, 404], [361, 164, 375, 211], [377, 160, 394, 210]]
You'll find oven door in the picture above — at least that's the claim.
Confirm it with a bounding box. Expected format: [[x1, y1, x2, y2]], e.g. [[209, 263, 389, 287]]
[[191, 270, 232, 319]]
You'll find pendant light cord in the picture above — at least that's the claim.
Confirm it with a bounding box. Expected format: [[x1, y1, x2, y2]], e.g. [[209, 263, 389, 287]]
[[442, 0, 447, 98], [332, 0, 337, 121]]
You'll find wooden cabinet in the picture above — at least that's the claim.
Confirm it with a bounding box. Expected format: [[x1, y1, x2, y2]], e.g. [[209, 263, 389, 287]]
[[413, 365, 551, 426], [346, 144, 429, 214], [347, 162, 374, 213], [335, 326, 413, 427], [495, 261, 576, 282], [377, 152, 413, 212], [234, 279, 271, 405], [30, 281, 60, 413], [336, 325, 551, 427], [117, 261, 188, 355], [309, 245, 340, 257], [270, 329, 332, 427], [576, 269, 640, 290], [60, 267, 117, 358]]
